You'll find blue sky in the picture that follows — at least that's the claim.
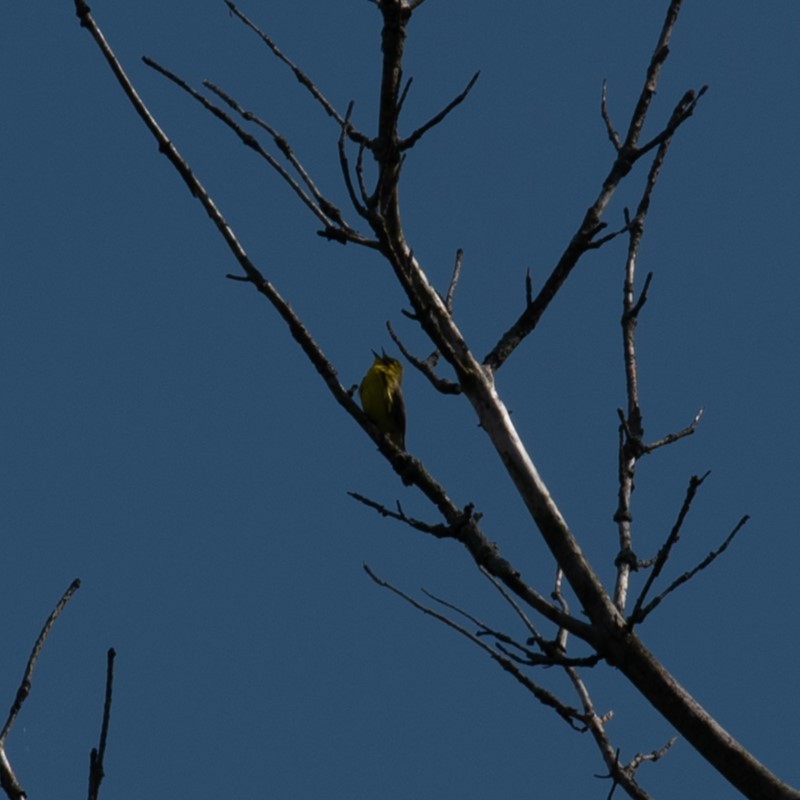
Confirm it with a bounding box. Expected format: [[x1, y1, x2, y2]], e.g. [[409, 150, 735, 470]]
[[3, 3, 799, 798]]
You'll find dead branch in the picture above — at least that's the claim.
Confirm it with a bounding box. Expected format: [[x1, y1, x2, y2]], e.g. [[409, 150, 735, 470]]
[[363, 564, 586, 730], [483, 0, 702, 373], [0, 579, 81, 800], [601, 80, 622, 151], [87, 648, 116, 800], [634, 515, 750, 623], [203, 80, 369, 241], [224, 1, 367, 140], [444, 248, 463, 313], [629, 472, 710, 623], [70, 1, 800, 795], [613, 90, 705, 610], [386, 320, 461, 395], [400, 71, 480, 150], [644, 408, 704, 453]]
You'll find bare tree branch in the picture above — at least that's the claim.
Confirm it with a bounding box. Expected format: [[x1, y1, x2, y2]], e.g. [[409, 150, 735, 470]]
[[644, 408, 703, 453], [444, 248, 463, 313], [629, 472, 710, 623], [400, 71, 480, 150], [143, 58, 330, 223], [612, 83, 708, 611], [363, 564, 586, 729], [204, 80, 373, 244], [224, 1, 362, 138], [634, 514, 750, 623], [387, 320, 461, 395], [1, 579, 81, 743], [0, 579, 81, 800], [600, 79, 622, 151], [87, 648, 116, 800], [483, 0, 703, 373], [69, 1, 800, 796]]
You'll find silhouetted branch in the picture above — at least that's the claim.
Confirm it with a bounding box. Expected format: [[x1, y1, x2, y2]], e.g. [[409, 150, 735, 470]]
[[484, 0, 703, 373], [601, 80, 622, 151], [635, 515, 749, 623], [400, 71, 480, 150], [363, 564, 585, 729], [87, 648, 116, 800], [387, 320, 461, 395], [644, 408, 703, 452], [224, 1, 363, 138], [630, 472, 709, 623], [205, 80, 371, 243]]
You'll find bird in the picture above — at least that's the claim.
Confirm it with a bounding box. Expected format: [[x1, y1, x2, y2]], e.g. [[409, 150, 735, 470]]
[[359, 350, 406, 449]]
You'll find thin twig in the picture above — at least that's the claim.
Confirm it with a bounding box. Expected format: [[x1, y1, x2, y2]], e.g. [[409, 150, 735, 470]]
[[204, 80, 370, 244], [635, 86, 708, 159], [484, 0, 700, 373], [613, 80, 702, 612], [0, 579, 81, 800], [386, 321, 460, 395], [480, 567, 541, 642], [338, 102, 371, 220], [635, 515, 749, 622], [601, 80, 622, 151], [347, 492, 455, 538], [628, 737, 678, 772], [630, 473, 709, 623], [621, 0, 685, 151], [142, 57, 332, 230], [400, 72, 480, 150], [224, 2, 362, 137], [570, 674, 655, 800], [1, 579, 81, 743], [87, 648, 116, 800], [444, 249, 463, 313], [644, 408, 703, 453], [363, 564, 585, 729], [420, 589, 541, 664], [397, 76, 413, 119], [525, 268, 533, 308]]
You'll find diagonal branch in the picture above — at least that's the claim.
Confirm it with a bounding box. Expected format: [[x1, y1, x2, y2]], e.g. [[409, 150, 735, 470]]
[[483, 0, 702, 373], [629, 473, 709, 623], [224, 1, 368, 142], [0, 579, 81, 800], [634, 515, 750, 623], [387, 320, 461, 395], [1, 579, 81, 744], [400, 71, 480, 150], [204, 80, 373, 244], [143, 57, 375, 247], [363, 564, 586, 730], [620, 0, 685, 151]]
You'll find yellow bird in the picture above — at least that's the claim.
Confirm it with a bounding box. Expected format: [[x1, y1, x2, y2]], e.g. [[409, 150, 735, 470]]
[[359, 350, 406, 449]]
